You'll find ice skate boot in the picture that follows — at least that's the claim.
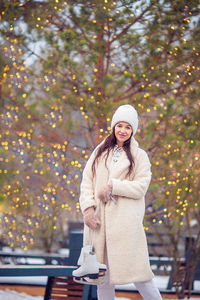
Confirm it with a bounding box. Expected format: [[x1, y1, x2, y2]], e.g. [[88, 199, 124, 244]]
[[77, 245, 92, 266], [73, 250, 107, 285], [73, 251, 99, 278], [77, 245, 107, 273]]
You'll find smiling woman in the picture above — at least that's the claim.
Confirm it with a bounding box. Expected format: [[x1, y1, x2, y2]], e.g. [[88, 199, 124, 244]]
[[76, 104, 163, 300]]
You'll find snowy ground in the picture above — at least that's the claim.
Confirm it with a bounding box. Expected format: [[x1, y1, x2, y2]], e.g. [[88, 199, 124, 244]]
[[0, 290, 43, 300], [2, 275, 199, 292], [0, 275, 200, 299], [0, 289, 200, 300], [0, 290, 131, 300], [0, 277, 200, 299]]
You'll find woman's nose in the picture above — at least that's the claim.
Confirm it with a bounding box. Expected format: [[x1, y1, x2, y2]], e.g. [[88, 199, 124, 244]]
[[119, 128, 126, 133]]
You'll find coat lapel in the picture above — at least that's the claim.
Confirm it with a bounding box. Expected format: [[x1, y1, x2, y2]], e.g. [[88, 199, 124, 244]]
[[109, 150, 130, 178]]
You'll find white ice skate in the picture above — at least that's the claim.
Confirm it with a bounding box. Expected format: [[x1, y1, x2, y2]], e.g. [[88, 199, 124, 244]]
[[73, 249, 106, 285], [73, 206, 107, 285], [77, 245, 107, 272], [73, 251, 99, 279]]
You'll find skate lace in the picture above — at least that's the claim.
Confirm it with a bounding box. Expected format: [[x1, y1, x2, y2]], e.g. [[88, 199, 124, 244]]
[[89, 192, 116, 251], [89, 204, 99, 252]]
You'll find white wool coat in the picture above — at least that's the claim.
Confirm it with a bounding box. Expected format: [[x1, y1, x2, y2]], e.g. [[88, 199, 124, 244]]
[[79, 137, 154, 285]]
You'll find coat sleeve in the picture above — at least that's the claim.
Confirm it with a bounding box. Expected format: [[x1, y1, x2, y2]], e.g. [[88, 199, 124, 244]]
[[111, 149, 151, 200], [79, 147, 98, 213]]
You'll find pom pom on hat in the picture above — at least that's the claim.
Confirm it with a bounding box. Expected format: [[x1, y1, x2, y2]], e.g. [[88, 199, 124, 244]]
[[111, 104, 138, 135]]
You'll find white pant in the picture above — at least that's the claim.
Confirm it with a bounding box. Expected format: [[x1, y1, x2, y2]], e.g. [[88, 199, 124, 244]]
[[97, 268, 162, 300]]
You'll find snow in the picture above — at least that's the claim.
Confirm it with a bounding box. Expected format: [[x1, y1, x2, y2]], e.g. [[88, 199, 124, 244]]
[[0, 290, 200, 300], [0, 290, 43, 300], [0, 290, 131, 300], [0, 276, 200, 295]]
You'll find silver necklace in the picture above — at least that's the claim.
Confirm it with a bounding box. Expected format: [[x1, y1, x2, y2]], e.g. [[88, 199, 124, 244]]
[[113, 145, 123, 162]]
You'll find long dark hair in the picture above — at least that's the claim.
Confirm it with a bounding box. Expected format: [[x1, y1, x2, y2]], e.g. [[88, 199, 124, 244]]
[[92, 128, 134, 177]]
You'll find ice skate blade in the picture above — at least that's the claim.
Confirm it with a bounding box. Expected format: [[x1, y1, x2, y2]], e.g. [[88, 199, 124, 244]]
[[73, 272, 99, 279], [73, 276, 104, 285], [73, 270, 106, 285]]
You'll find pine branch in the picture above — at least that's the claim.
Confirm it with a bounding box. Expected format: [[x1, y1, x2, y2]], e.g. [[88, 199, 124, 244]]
[[110, 3, 154, 43], [69, 16, 94, 49]]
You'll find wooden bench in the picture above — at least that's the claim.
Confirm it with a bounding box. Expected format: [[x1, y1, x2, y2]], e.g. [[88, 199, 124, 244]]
[[0, 230, 97, 299], [0, 265, 97, 300]]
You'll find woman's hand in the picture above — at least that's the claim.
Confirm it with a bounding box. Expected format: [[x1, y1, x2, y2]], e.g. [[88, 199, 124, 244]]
[[83, 206, 100, 230], [98, 182, 113, 204]]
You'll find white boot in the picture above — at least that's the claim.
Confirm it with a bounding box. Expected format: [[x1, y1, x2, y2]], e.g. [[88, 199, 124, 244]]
[[77, 245, 107, 271], [77, 245, 92, 265], [73, 251, 99, 279]]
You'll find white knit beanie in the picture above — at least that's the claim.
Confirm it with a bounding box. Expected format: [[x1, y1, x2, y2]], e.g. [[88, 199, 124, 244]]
[[111, 104, 138, 136]]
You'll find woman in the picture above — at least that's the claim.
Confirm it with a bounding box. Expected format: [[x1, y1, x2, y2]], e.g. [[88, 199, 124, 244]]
[[79, 104, 162, 300]]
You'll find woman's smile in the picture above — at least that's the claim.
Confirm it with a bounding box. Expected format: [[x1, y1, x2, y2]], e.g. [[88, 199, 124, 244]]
[[118, 133, 127, 140]]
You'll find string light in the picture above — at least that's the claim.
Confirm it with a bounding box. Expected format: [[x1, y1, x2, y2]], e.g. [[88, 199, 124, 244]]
[[0, 1, 199, 251]]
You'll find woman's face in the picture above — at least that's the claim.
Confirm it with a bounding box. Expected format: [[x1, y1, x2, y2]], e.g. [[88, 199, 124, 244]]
[[114, 122, 133, 147]]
